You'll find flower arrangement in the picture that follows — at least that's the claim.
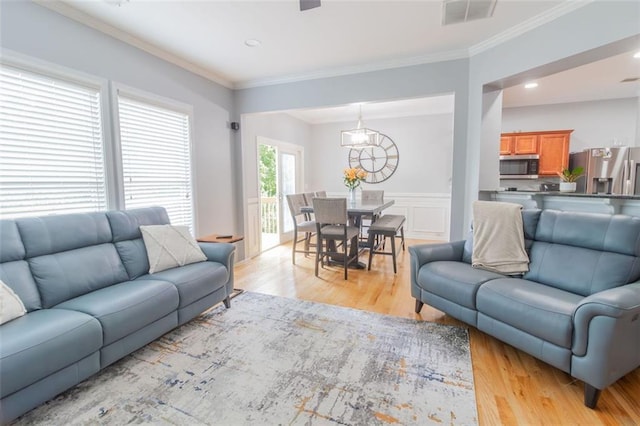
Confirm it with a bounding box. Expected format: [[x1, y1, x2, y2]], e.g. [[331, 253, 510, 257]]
[[343, 167, 367, 189]]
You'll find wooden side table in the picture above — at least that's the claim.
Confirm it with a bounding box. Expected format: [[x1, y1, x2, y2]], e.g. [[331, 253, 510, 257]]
[[197, 234, 244, 244]]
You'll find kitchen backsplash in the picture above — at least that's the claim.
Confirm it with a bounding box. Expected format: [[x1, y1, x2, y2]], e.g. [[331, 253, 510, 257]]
[[499, 177, 561, 191]]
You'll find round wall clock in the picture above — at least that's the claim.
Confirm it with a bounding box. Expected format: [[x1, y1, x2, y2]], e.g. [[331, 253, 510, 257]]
[[348, 134, 399, 184]]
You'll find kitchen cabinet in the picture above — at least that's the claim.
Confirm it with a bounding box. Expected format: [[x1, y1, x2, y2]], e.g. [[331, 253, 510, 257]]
[[538, 132, 571, 175], [500, 134, 539, 155], [500, 130, 573, 176]]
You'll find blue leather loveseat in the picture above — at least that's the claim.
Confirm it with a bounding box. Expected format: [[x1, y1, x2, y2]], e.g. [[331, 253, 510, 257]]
[[410, 209, 640, 408], [0, 207, 235, 422]]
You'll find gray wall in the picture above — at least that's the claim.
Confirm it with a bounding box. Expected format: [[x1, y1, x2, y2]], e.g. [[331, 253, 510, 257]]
[[308, 114, 454, 194], [0, 0, 237, 238], [502, 97, 639, 152]]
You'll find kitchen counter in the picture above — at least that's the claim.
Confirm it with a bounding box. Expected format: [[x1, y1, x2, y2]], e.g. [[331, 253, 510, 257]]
[[479, 190, 640, 216]]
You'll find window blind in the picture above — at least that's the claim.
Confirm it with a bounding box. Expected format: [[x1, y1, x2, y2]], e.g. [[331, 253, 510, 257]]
[[118, 95, 194, 229], [0, 64, 106, 218]]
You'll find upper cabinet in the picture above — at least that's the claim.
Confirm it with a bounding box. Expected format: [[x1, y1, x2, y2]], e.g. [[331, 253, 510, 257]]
[[500, 134, 538, 155], [500, 130, 573, 176]]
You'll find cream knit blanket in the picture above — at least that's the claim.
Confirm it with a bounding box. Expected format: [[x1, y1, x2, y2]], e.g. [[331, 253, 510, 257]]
[[472, 201, 529, 275]]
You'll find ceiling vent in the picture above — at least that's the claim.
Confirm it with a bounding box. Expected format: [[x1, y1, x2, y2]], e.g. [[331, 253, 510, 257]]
[[442, 0, 497, 26]]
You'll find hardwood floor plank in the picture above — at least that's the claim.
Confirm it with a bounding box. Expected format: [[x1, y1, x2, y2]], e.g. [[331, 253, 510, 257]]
[[234, 239, 640, 425]]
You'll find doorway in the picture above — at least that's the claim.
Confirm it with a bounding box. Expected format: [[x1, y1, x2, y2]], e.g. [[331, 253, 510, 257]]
[[257, 137, 303, 252]]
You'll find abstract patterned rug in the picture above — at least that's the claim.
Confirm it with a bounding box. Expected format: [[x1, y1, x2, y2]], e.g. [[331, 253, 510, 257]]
[[14, 292, 477, 425]]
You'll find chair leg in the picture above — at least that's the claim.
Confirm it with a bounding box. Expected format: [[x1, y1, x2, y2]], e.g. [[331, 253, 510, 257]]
[[343, 237, 348, 280], [314, 234, 321, 277], [292, 229, 298, 264], [400, 226, 405, 251], [391, 234, 397, 274], [415, 299, 424, 313], [367, 232, 376, 270]]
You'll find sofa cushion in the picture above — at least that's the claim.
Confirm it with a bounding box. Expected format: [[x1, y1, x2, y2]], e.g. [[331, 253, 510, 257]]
[[417, 261, 504, 310], [0, 309, 102, 398], [535, 210, 640, 256], [525, 242, 640, 297], [140, 225, 207, 274], [15, 213, 113, 258], [476, 278, 583, 349], [55, 279, 179, 345], [106, 207, 171, 279], [0, 261, 41, 312], [525, 210, 640, 296], [0, 220, 25, 263], [29, 244, 130, 308], [138, 262, 229, 308]]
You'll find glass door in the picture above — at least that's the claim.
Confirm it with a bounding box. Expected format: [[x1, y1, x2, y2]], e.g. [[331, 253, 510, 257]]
[[257, 138, 302, 252]]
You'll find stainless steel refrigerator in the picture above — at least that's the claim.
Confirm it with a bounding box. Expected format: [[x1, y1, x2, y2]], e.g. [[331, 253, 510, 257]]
[[570, 147, 640, 195]]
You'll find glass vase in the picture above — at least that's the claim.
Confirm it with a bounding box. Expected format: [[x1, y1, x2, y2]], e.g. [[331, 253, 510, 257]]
[[349, 187, 357, 205]]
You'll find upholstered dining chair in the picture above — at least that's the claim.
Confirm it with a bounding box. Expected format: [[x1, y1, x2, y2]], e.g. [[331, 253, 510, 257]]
[[312, 197, 360, 280], [286, 193, 317, 264], [314, 190, 327, 198], [360, 190, 384, 244]]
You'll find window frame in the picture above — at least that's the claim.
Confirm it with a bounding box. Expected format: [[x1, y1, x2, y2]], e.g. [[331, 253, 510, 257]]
[[111, 83, 198, 232], [0, 50, 114, 217]]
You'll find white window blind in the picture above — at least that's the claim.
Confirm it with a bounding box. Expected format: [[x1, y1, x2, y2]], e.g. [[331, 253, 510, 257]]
[[118, 95, 194, 229], [0, 64, 106, 218]]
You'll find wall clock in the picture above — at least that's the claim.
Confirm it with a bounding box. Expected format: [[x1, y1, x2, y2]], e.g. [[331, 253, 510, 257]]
[[348, 133, 399, 184]]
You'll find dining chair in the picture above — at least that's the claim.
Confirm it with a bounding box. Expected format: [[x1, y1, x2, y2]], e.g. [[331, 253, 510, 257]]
[[315, 190, 327, 198], [312, 197, 360, 280], [286, 193, 317, 264], [360, 190, 384, 244]]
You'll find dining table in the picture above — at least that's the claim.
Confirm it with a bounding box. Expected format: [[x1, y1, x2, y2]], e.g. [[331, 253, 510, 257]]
[[301, 198, 395, 268]]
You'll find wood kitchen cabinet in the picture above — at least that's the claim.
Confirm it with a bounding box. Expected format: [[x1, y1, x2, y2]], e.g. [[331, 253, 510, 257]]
[[500, 130, 573, 176], [500, 134, 538, 155], [538, 131, 572, 175]]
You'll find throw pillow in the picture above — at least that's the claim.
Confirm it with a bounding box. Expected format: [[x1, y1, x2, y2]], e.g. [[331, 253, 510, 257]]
[[0, 279, 27, 325], [140, 225, 207, 274]]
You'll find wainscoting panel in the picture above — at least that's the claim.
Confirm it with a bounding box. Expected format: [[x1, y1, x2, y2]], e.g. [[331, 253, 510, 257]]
[[330, 192, 451, 242], [246, 197, 261, 258]]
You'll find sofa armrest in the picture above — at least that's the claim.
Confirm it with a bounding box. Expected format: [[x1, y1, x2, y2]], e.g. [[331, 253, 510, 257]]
[[409, 241, 465, 295], [408, 240, 465, 267], [198, 242, 236, 270], [573, 282, 640, 356]]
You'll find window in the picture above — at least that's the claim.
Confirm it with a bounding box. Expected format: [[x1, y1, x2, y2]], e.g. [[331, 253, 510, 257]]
[[117, 94, 194, 228], [0, 63, 106, 218]]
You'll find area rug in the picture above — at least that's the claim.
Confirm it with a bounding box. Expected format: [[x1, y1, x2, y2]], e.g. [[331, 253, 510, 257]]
[[14, 292, 478, 425]]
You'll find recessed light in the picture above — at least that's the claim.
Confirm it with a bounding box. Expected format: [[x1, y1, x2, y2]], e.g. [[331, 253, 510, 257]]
[[524, 82, 538, 89], [634, 51, 640, 59], [244, 39, 261, 48]]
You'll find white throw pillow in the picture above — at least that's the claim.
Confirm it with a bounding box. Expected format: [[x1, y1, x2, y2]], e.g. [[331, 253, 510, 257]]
[[0, 279, 27, 325], [140, 225, 207, 274]]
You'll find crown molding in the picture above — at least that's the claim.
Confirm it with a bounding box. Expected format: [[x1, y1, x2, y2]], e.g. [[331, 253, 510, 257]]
[[233, 48, 470, 90], [34, 0, 234, 89], [36, 0, 593, 91], [468, 0, 594, 55]]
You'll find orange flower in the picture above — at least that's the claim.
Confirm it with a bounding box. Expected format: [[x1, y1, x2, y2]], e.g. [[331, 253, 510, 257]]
[[343, 167, 367, 189]]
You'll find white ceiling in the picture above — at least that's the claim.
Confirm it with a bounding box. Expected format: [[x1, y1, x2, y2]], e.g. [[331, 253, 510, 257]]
[[42, 0, 640, 121]]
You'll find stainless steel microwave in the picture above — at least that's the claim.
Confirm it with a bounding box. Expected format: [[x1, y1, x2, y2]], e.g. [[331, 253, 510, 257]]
[[499, 154, 539, 179]]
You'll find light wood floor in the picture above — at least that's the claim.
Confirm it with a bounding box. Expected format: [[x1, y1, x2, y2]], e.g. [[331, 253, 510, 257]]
[[234, 238, 640, 425]]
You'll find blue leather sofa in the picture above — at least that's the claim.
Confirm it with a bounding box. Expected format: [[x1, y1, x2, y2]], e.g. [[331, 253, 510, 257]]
[[410, 209, 640, 408], [0, 207, 235, 423]]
